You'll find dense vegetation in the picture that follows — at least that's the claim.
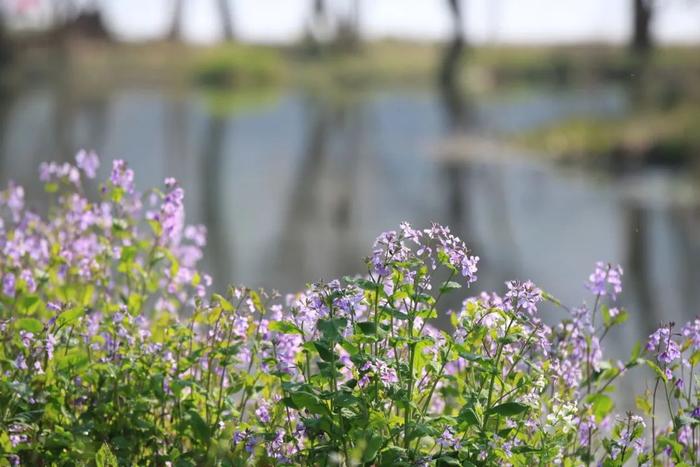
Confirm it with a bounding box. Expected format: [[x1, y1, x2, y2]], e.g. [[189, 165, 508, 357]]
[[1, 154, 699, 466]]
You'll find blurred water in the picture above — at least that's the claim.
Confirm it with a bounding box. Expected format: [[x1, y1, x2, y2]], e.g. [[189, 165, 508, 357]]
[[1, 82, 700, 376]]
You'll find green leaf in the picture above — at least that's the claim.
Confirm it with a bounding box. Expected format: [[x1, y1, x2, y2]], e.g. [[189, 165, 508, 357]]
[[212, 293, 234, 311], [217, 343, 243, 357], [356, 279, 381, 292], [541, 291, 563, 307], [362, 433, 383, 463], [18, 294, 41, 315], [313, 342, 336, 362], [439, 281, 462, 294], [291, 391, 330, 416], [333, 392, 360, 408], [645, 359, 668, 382], [587, 394, 614, 419], [55, 348, 89, 371], [57, 307, 85, 327], [457, 350, 491, 364], [635, 395, 652, 415], [185, 409, 210, 444], [317, 318, 347, 341], [357, 322, 377, 335], [689, 350, 700, 366], [127, 294, 143, 313], [121, 246, 138, 263], [630, 341, 642, 360], [406, 422, 436, 441], [281, 396, 300, 410], [95, 443, 118, 467], [675, 414, 698, 427], [458, 406, 481, 426], [512, 445, 540, 454], [15, 318, 43, 333], [487, 402, 529, 417], [379, 446, 408, 467], [383, 306, 408, 320], [269, 320, 304, 335], [249, 290, 264, 313], [436, 456, 461, 467]]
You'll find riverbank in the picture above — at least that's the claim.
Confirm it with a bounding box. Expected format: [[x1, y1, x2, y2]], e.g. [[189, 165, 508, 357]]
[[3, 39, 700, 166]]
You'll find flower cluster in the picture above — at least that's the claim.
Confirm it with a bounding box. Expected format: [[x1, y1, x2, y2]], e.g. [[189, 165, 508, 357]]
[[2, 154, 700, 466], [586, 261, 624, 299]]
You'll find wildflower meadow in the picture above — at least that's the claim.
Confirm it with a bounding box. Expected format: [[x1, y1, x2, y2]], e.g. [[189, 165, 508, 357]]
[[1, 153, 699, 466]]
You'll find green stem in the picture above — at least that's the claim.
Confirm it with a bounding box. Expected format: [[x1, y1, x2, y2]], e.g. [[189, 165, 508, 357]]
[[482, 317, 515, 431]]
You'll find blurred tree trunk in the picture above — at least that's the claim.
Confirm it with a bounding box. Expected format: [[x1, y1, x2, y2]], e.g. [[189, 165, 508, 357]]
[[447, 0, 464, 41], [632, 0, 653, 55], [305, 0, 330, 53], [314, 0, 326, 20], [352, 0, 361, 34], [168, 0, 185, 41], [0, 10, 8, 71], [313, 0, 327, 38], [440, 0, 465, 89], [217, 0, 234, 41]]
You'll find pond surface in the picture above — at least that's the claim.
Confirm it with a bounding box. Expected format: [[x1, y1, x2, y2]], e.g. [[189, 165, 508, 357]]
[[1, 82, 700, 382]]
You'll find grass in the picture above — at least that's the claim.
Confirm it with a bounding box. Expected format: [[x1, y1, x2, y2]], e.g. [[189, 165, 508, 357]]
[[9, 39, 700, 92], [513, 104, 700, 165]]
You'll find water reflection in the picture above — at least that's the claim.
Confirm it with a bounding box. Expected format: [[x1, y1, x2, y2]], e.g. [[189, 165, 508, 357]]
[[1, 79, 699, 362]]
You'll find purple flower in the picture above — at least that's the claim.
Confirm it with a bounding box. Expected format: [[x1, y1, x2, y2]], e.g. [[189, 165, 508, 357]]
[[230, 315, 248, 339], [586, 262, 623, 300], [245, 434, 259, 453], [159, 187, 185, 246], [14, 354, 28, 371], [646, 326, 670, 352], [437, 427, 461, 450], [505, 280, 542, 318], [692, 407, 700, 419], [646, 325, 681, 365], [359, 359, 398, 387], [3, 181, 25, 222], [233, 430, 247, 445], [8, 425, 27, 447], [369, 223, 478, 284], [255, 400, 271, 423], [378, 361, 399, 386], [271, 332, 302, 375], [20, 269, 36, 293], [266, 428, 295, 462], [38, 161, 80, 184], [658, 340, 681, 365], [678, 425, 692, 447], [682, 319, 700, 350], [19, 331, 34, 348], [75, 150, 99, 178], [44, 333, 58, 360], [674, 377, 684, 390], [3, 273, 15, 297], [369, 229, 406, 277], [578, 414, 595, 446], [425, 223, 479, 283], [110, 160, 135, 193], [184, 224, 207, 247]]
